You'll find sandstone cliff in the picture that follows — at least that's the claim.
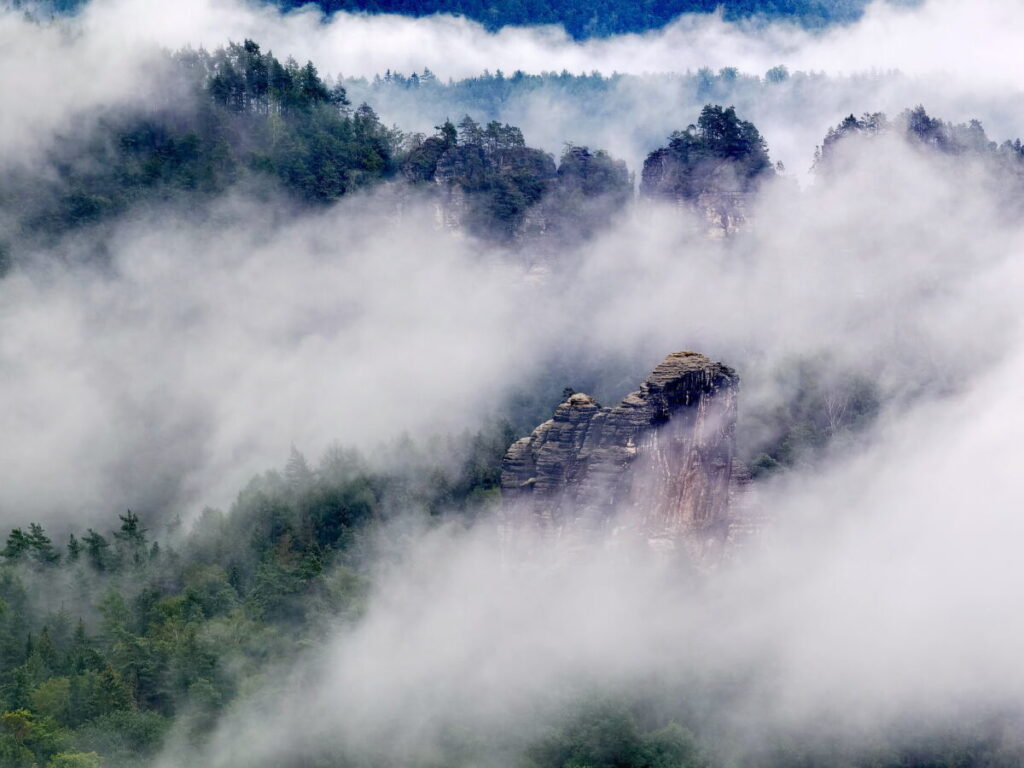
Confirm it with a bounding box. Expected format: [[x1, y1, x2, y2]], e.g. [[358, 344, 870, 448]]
[[640, 106, 774, 238], [501, 351, 742, 558], [641, 149, 753, 238]]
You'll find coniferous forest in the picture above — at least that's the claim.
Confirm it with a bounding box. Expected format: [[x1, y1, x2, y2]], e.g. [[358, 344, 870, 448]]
[[21, 0, 913, 38]]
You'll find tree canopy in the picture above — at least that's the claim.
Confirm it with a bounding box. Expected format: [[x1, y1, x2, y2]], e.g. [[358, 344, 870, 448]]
[[641, 104, 774, 201]]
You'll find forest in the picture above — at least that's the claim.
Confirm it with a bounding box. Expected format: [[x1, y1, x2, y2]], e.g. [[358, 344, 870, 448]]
[[280, 0, 883, 38], [19, 0, 910, 39], [0, 425, 518, 766], [0, 41, 642, 261], [9, 40, 1022, 270], [814, 105, 1024, 171], [0, 407, 1012, 767]]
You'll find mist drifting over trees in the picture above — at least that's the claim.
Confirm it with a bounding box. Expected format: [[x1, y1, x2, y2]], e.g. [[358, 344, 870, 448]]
[[1, 0, 1024, 766]]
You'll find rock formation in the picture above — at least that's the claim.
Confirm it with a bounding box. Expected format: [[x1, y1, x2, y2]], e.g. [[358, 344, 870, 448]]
[[640, 106, 775, 238], [501, 351, 744, 559], [641, 150, 754, 238], [401, 122, 631, 245]]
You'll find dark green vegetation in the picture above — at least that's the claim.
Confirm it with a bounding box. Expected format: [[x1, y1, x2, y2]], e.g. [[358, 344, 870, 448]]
[[738, 359, 880, 478], [16, 39, 1022, 268], [0, 424, 516, 767], [2, 462, 1018, 768], [16, 0, 919, 40], [814, 105, 1024, 177], [0, 41, 636, 262], [342, 65, 822, 154], [526, 699, 1024, 768], [279, 0, 907, 39], [526, 701, 710, 768], [641, 104, 774, 202], [2, 40, 397, 248], [404, 115, 631, 240]]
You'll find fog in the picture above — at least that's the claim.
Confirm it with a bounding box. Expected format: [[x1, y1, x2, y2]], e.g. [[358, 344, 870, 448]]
[[5, 0, 1024, 174], [351, 66, 1024, 189], [69, 0, 1023, 85], [3, 0, 1024, 764], [4, 137, 1019, 526], [164, 345, 1024, 764]]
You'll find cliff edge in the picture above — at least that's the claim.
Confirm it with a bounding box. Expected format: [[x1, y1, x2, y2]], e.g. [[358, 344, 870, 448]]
[[501, 351, 742, 558]]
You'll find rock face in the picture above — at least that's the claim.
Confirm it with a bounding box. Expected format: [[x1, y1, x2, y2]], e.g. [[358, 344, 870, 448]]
[[402, 127, 631, 246], [430, 143, 556, 239], [641, 149, 753, 238], [695, 191, 749, 239], [501, 351, 741, 558]]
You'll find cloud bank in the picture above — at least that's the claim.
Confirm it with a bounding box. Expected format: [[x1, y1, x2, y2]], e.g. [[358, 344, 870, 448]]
[[160, 336, 1024, 766], [3, 2, 1024, 762], [71, 0, 1024, 84], [5, 0, 1024, 178]]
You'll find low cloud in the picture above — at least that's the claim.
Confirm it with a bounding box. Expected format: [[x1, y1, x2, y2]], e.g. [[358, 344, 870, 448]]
[[3, 3, 1024, 762]]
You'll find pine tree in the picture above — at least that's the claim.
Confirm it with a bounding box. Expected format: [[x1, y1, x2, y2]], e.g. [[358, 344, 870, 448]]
[[113, 510, 148, 567], [27, 523, 60, 565], [66, 534, 82, 562], [285, 446, 315, 494], [2, 529, 31, 562], [35, 626, 58, 671], [82, 530, 111, 572]]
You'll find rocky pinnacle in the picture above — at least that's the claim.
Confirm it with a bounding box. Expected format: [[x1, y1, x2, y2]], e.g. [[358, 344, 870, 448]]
[[501, 351, 740, 558]]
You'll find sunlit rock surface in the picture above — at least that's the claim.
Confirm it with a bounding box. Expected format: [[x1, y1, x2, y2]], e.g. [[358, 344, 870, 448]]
[[501, 351, 747, 559]]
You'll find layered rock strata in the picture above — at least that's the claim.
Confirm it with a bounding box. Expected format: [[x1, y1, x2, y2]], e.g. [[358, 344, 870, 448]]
[[501, 351, 742, 557]]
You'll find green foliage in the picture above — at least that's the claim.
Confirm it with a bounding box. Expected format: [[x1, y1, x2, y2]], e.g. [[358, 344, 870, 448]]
[[538, 144, 632, 240], [0, 708, 69, 766], [0, 422, 512, 765], [30, 677, 71, 722], [404, 116, 630, 242], [739, 358, 881, 476], [65, 536, 82, 564], [3, 526, 62, 567], [81, 531, 111, 572], [22, 0, 915, 39], [74, 709, 169, 766], [64, 668, 132, 727], [528, 701, 708, 768], [27, 525, 60, 567], [47, 752, 102, 768], [3, 40, 398, 249], [421, 115, 557, 240], [277, 0, 890, 40], [641, 104, 774, 201], [814, 105, 1024, 180], [1, 531, 31, 563], [113, 511, 148, 568], [0, 735, 35, 768], [0, 395, 1014, 768], [643, 723, 708, 768]]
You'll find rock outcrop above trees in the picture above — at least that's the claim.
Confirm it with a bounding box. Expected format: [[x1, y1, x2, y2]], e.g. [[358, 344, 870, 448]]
[[501, 351, 747, 559], [403, 117, 631, 244], [641, 105, 774, 238]]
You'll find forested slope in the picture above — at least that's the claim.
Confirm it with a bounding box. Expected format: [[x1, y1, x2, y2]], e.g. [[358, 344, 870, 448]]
[[20, 0, 916, 39]]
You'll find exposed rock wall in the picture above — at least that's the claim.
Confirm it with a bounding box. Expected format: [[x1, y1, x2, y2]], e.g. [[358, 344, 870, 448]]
[[695, 190, 749, 239], [501, 351, 744, 558], [641, 150, 752, 238]]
